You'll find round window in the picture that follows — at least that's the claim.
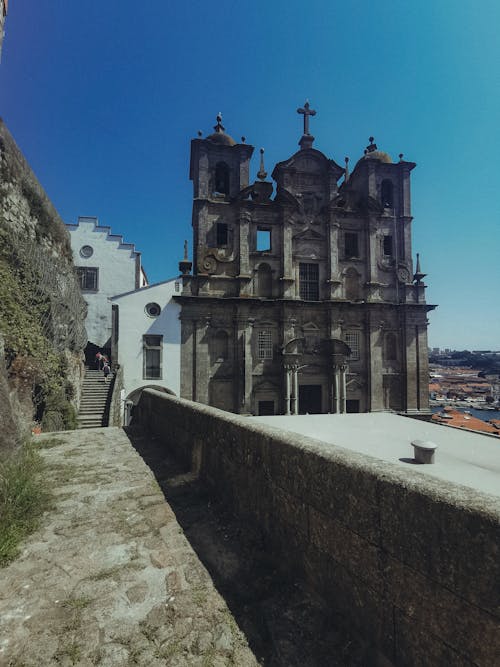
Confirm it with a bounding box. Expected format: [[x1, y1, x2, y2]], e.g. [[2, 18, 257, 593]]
[[145, 302, 161, 317], [80, 245, 94, 258]]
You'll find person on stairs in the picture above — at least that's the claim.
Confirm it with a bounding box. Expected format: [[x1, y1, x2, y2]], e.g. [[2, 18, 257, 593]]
[[103, 361, 111, 383]]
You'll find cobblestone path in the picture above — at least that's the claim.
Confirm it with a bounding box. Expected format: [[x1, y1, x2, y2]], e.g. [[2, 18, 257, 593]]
[[0, 428, 258, 667]]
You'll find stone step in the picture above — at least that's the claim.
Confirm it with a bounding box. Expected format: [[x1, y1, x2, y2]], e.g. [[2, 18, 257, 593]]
[[78, 372, 114, 429]]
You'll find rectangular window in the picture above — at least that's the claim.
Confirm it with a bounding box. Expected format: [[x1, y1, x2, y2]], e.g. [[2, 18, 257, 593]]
[[345, 331, 360, 361], [383, 235, 393, 256], [299, 263, 319, 301], [76, 267, 98, 291], [257, 330, 273, 360], [143, 335, 163, 379], [256, 229, 271, 252], [344, 232, 359, 258], [216, 222, 228, 246]]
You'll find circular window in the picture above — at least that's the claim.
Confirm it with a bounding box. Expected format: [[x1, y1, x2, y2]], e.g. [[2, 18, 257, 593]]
[[145, 302, 161, 318], [80, 245, 94, 258]]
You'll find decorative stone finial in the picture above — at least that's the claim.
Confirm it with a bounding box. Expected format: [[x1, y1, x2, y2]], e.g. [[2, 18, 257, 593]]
[[413, 252, 427, 283], [197, 130, 203, 137], [257, 148, 267, 181], [241, 136, 246, 143], [179, 240, 192, 276], [344, 156, 350, 182], [399, 153, 404, 161], [213, 113, 225, 133], [366, 136, 377, 153]]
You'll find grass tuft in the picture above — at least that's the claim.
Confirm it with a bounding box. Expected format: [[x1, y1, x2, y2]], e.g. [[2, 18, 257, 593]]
[[0, 444, 52, 566]]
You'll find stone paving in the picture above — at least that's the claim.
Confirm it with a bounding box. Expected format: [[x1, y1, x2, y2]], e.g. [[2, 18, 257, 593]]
[[0, 428, 258, 667]]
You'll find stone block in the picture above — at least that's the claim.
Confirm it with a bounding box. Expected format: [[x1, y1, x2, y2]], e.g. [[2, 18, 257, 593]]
[[384, 555, 500, 665], [393, 608, 476, 667], [308, 506, 383, 594], [379, 475, 500, 617]]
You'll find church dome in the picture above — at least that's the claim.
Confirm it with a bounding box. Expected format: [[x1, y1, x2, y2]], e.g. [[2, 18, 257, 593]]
[[206, 114, 236, 146], [359, 137, 392, 164], [206, 131, 236, 146], [363, 149, 392, 163]]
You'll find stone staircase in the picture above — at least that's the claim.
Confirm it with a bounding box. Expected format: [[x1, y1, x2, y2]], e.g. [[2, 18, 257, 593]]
[[77, 368, 114, 429]]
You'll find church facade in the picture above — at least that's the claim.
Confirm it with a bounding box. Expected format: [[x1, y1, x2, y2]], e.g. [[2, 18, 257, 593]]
[[177, 106, 435, 416]]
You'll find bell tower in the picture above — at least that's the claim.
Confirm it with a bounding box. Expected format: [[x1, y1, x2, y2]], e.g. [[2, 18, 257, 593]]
[[189, 114, 254, 200]]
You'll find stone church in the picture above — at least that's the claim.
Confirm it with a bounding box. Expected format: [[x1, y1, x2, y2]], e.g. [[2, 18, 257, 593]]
[[177, 104, 435, 415]]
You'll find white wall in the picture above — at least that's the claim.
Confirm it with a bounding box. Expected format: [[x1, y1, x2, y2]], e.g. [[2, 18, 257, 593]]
[[111, 279, 181, 401], [67, 217, 141, 347]]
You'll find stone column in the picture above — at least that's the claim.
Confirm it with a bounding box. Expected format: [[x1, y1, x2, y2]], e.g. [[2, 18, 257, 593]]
[[401, 217, 412, 264], [404, 314, 418, 412], [327, 221, 341, 299], [367, 217, 378, 286], [333, 365, 340, 414], [180, 315, 194, 400], [238, 213, 252, 297], [340, 364, 347, 413], [292, 366, 299, 414], [241, 318, 254, 413], [402, 167, 412, 218], [194, 316, 211, 405], [284, 366, 291, 415], [416, 316, 431, 411], [368, 319, 384, 411], [282, 218, 294, 299]]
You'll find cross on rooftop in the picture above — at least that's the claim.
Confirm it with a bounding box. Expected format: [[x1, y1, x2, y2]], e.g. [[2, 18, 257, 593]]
[[297, 101, 316, 136]]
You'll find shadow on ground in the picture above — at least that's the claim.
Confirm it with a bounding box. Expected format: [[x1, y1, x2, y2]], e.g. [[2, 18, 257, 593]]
[[125, 426, 367, 667]]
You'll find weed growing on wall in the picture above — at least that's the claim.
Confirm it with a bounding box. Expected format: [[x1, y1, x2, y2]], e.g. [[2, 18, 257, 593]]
[[0, 226, 84, 431], [0, 442, 52, 566]]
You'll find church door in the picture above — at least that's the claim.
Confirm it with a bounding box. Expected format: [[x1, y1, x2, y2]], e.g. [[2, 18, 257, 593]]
[[298, 385, 322, 414]]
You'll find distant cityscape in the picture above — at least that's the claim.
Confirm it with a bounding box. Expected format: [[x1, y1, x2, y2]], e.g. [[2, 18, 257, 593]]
[[428, 348, 500, 436]]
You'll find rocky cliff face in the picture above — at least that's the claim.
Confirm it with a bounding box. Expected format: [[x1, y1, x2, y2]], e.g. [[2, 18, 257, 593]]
[[0, 118, 87, 450]]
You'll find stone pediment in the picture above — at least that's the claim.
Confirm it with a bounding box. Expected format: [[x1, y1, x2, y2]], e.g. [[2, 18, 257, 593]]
[[292, 228, 325, 242], [272, 148, 345, 182]]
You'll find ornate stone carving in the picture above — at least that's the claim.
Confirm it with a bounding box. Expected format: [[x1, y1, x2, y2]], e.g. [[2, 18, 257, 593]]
[[202, 255, 217, 273]]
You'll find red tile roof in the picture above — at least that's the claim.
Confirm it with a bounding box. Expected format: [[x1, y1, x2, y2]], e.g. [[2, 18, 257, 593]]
[[432, 408, 500, 436]]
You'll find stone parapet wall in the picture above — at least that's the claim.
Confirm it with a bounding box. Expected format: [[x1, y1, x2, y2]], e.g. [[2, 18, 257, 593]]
[[135, 389, 500, 666]]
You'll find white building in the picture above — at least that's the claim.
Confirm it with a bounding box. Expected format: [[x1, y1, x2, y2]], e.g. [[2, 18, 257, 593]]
[[66, 216, 147, 356], [110, 278, 181, 423]]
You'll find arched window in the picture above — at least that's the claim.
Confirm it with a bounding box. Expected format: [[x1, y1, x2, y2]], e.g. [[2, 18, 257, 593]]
[[214, 162, 230, 195], [381, 180, 394, 208], [384, 332, 398, 362], [345, 268, 360, 301], [213, 330, 229, 362], [257, 263, 272, 298]]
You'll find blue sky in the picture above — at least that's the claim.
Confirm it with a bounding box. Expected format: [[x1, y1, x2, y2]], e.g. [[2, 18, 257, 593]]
[[1, 1, 499, 350]]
